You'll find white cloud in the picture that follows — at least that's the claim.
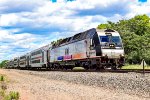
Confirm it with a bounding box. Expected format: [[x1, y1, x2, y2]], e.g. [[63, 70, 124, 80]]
[[0, 29, 38, 61], [0, 0, 46, 13], [0, 14, 19, 26]]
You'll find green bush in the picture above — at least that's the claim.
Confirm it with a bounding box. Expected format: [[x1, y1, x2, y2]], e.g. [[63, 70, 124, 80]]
[[4, 91, 19, 100], [0, 76, 4, 81], [0, 90, 5, 97], [0, 60, 8, 68]]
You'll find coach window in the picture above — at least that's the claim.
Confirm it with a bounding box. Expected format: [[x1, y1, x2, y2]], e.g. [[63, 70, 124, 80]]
[[20, 56, 26, 59], [31, 50, 42, 56]]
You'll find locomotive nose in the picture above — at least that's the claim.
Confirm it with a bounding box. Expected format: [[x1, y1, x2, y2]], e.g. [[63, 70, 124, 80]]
[[102, 49, 124, 59]]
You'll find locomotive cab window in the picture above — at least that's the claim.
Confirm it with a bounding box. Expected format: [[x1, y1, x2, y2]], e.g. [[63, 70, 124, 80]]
[[100, 36, 109, 42], [111, 36, 121, 44]]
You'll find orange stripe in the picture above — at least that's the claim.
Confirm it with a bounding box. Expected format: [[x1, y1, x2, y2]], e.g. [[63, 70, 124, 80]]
[[72, 53, 84, 59]]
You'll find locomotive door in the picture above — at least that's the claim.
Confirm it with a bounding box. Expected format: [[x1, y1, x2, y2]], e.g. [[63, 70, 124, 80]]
[[85, 39, 90, 58], [93, 33, 101, 56]]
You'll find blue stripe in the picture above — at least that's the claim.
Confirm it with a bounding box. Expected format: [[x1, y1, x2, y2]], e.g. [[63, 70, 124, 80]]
[[57, 56, 63, 60]]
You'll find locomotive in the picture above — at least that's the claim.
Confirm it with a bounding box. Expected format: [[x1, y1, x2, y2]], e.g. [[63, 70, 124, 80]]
[[6, 28, 125, 70]]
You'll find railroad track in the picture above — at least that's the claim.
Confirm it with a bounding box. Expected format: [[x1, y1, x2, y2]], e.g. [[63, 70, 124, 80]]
[[112, 69, 150, 73], [19, 68, 150, 73]]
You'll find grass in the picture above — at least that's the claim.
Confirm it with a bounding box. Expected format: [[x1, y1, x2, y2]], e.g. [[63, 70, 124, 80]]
[[0, 76, 4, 81], [73, 67, 84, 70], [122, 64, 150, 69], [4, 91, 19, 100], [0, 75, 19, 100], [73, 65, 150, 70]]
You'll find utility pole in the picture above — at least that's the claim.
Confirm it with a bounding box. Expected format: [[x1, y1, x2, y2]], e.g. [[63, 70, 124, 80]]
[[142, 59, 145, 75]]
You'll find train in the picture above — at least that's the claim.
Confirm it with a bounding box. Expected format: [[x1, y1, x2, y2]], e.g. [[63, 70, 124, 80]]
[[6, 28, 125, 70]]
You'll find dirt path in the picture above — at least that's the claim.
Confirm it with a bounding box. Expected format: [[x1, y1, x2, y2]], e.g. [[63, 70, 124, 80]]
[[0, 69, 148, 100]]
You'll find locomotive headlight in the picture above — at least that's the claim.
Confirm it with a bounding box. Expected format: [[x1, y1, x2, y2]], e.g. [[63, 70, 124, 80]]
[[102, 54, 108, 57], [109, 44, 114, 47], [102, 54, 105, 56], [120, 54, 124, 57]]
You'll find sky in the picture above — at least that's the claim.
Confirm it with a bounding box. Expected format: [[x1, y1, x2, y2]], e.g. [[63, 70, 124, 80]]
[[0, 0, 150, 62]]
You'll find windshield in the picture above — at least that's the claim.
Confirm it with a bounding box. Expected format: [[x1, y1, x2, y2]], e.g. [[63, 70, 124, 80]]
[[100, 36, 109, 42], [100, 36, 122, 48], [111, 36, 121, 44]]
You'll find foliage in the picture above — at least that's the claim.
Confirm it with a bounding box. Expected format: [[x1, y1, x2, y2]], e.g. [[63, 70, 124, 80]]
[[122, 65, 150, 69], [97, 14, 150, 65], [51, 38, 63, 46], [0, 90, 5, 97], [0, 76, 4, 81], [4, 91, 19, 100], [0, 60, 8, 68], [0, 75, 19, 100], [97, 24, 110, 29]]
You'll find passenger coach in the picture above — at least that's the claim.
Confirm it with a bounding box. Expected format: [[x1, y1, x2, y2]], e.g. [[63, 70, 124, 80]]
[[29, 45, 50, 68]]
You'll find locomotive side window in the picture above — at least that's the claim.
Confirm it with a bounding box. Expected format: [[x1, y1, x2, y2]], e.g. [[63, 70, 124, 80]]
[[65, 48, 69, 55]]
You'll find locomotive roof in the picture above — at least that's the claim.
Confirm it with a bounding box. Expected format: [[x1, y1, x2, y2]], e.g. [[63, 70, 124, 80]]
[[96, 29, 120, 36], [96, 29, 116, 32], [52, 28, 97, 48]]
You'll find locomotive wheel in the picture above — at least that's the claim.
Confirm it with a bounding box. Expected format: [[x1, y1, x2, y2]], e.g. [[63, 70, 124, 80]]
[[102, 66, 107, 70], [111, 66, 117, 70], [62, 66, 67, 70], [84, 66, 89, 70], [70, 67, 74, 70], [95, 67, 100, 71]]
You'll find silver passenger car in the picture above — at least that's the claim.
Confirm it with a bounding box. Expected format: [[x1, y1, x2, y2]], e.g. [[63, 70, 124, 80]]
[[13, 57, 19, 68], [29, 45, 50, 68]]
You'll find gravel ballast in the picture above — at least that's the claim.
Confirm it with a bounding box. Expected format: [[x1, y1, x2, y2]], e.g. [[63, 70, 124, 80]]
[[16, 70, 150, 98]]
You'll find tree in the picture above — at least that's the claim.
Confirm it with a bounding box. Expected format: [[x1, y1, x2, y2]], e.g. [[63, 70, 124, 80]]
[[0, 60, 8, 68], [97, 24, 110, 29]]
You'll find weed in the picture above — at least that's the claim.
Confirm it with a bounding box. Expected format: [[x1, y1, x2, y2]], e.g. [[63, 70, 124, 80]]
[[0, 89, 5, 97], [0, 75, 19, 100], [4, 91, 19, 100], [122, 65, 150, 69], [0, 76, 4, 81], [1, 82, 7, 90]]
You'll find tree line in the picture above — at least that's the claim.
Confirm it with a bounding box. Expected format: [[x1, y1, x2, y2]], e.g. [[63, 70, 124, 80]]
[[0, 60, 8, 68]]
